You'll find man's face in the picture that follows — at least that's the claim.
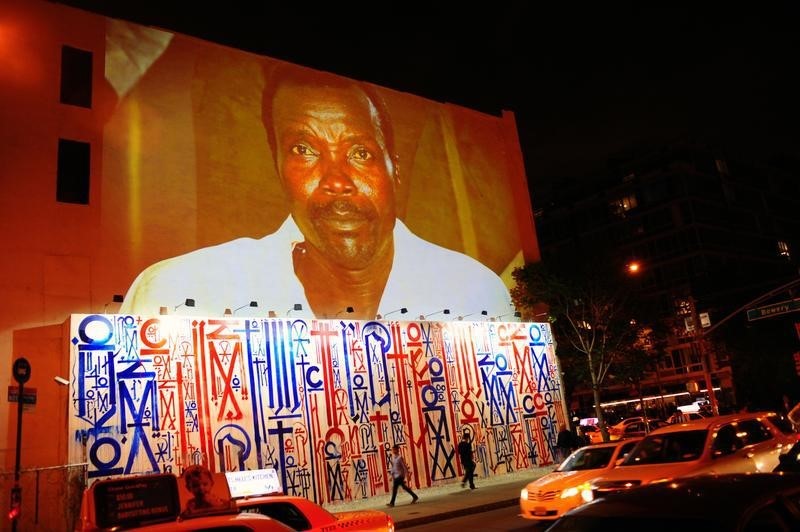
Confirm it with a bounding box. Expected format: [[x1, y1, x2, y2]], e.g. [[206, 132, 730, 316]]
[[272, 83, 397, 270]]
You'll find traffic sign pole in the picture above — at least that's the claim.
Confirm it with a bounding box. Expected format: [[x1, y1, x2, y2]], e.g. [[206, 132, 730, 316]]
[[11, 358, 30, 531]]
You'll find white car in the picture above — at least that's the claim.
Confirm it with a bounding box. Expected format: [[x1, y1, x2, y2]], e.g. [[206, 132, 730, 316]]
[[519, 438, 640, 521], [667, 411, 706, 424], [590, 411, 797, 497]]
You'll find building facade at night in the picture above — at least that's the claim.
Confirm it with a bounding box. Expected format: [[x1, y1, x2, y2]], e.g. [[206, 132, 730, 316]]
[[535, 143, 800, 416], [0, 1, 554, 529]]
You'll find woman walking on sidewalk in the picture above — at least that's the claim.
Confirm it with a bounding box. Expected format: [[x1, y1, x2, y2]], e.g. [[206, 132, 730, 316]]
[[387, 444, 419, 507]]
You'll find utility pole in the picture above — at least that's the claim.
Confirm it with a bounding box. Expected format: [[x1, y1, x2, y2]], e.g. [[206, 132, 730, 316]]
[[687, 298, 719, 416], [690, 276, 800, 416]]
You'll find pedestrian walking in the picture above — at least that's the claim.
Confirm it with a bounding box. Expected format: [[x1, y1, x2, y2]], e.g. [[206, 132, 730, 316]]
[[556, 423, 574, 462], [458, 432, 477, 489], [387, 444, 418, 507]]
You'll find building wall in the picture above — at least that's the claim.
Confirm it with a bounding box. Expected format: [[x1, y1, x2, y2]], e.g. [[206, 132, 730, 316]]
[[0, 0, 539, 466], [63, 315, 563, 505]]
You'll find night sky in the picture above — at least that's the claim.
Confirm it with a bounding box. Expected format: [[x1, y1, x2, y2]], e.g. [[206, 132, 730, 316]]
[[56, 2, 799, 204]]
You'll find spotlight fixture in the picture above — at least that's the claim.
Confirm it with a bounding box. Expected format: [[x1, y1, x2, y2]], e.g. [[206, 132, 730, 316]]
[[492, 311, 522, 321], [459, 310, 488, 320], [378, 307, 408, 319], [174, 298, 196, 311], [233, 301, 258, 314], [103, 294, 126, 313], [422, 309, 450, 320], [287, 303, 303, 315]]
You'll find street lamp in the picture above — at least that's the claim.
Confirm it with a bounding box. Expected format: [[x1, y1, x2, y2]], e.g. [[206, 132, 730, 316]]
[[626, 260, 642, 275]]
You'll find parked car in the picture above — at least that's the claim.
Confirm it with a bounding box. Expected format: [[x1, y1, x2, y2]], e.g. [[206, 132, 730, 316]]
[[546, 473, 800, 531], [75, 472, 292, 532], [609, 419, 666, 441], [607, 417, 659, 440], [228, 468, 395, 532], [519, 438, 641, 522], [590, 411, 796, 497], [666, 411, 706, 424], [581, 424, 604, 445]]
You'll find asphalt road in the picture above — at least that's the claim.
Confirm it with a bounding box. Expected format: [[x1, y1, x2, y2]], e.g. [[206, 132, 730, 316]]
[[402, 505, 551, 531]]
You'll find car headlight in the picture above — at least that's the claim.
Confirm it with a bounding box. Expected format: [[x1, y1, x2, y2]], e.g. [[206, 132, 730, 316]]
[[560, 487, 579, 498], [520, 488, 528, 499], [581, 487, 594, 503]]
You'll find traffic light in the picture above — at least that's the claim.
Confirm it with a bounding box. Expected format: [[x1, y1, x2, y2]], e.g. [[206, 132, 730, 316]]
[[8, 486, 21, 521]]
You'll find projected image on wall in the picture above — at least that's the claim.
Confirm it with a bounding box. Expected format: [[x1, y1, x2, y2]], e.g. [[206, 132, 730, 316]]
[[122, 64, 512, 320], [101, 21, 532, 321]]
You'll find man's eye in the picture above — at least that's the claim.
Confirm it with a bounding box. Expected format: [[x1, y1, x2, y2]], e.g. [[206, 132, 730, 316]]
[[349, 147, 373, 162], [290, 144, 318, 156]]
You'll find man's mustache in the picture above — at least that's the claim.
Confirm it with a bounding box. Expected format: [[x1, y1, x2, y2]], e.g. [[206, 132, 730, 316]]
[[309, 199, 377, 221]]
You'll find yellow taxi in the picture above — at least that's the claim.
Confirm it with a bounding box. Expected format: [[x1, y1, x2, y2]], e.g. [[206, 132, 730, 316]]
[[228, 468, 395, 532], [590, 411, 797, 497], [75, 470, 292, 531], [519, 438, 641, 521]]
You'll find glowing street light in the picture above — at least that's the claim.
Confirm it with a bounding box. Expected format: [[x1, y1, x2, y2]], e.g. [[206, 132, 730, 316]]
[[626, 260, 641, 275]]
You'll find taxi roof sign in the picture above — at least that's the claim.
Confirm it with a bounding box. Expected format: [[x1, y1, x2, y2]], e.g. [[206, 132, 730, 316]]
[[92, 473, 180, 529], [225, 468, 282, 498]]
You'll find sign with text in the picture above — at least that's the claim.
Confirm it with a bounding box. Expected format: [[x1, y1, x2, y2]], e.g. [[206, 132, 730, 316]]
[[7, 386, 36, 405], [746, 299, 800, 322], [93, 474, 180, 529], [226, 469, 282, 498]]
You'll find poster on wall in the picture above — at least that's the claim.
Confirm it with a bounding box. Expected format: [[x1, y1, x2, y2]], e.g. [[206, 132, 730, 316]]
[[69, 314, 565, 505]]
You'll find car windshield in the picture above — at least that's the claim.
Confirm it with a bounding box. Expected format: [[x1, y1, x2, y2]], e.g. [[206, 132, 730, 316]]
[[622, 430, 707, 465], [557, 447, 615, 471]]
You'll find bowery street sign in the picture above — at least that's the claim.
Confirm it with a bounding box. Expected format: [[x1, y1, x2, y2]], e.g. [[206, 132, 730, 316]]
[[747, 299, 800, 322]]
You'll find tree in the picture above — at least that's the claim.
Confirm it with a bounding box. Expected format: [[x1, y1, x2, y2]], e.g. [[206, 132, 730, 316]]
[[512, 259, 655, 442]]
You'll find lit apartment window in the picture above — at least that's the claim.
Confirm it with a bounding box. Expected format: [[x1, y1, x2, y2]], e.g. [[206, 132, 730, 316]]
[[777, 240, 791, 259], [610, 194, 638, 217], [715, 159, 729, 176]]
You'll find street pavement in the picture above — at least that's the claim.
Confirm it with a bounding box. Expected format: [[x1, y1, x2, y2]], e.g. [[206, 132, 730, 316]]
[[331, 465, 557, 529]]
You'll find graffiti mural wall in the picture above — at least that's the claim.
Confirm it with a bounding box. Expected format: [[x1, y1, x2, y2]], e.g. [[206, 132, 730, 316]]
[[68, 314, 565, 505]]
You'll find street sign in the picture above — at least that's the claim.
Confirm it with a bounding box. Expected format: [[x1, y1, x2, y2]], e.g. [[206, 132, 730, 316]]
[[12, 358, 30, 384], [7, 386, 37, 405], [746, 299, 800, 321]]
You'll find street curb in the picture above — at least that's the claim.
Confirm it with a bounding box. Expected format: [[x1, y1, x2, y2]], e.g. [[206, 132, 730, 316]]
[[394, 497, 519, 529]]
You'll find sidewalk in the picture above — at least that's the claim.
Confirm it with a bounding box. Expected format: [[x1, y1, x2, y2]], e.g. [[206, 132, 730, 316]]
[[331, 465, 557, 529]]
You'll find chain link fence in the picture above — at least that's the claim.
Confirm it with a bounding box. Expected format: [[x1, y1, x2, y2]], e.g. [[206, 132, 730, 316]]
[[0, 463, 86, 532]]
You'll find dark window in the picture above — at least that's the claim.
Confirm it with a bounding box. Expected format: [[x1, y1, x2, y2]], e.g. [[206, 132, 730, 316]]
[[738, 419, 773, 445], [766, 414, 795, 436], [60, 46, 93, 108], [57, 139, 90, 204], [253, 502, 311, 531]]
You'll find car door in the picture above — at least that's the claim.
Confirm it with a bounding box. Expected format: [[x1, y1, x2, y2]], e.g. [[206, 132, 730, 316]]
[[737, 418, 785, 472], [709, 423, 753, 474]]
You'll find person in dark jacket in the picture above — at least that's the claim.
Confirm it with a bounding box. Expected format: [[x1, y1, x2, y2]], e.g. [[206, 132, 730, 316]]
[[556, 423, 574, 462], [458, 432, 477, 489]]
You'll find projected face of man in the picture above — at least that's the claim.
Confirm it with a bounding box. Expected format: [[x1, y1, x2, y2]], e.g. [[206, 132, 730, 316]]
[[272, 83, 397, 272]]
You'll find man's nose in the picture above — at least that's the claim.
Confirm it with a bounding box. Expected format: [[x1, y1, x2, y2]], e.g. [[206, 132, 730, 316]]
[[319, 159, 355, 195]]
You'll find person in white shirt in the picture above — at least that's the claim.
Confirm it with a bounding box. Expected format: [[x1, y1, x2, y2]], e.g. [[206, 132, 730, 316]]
[[122, 65, 512, 320], [387, 444, 418, 507]]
